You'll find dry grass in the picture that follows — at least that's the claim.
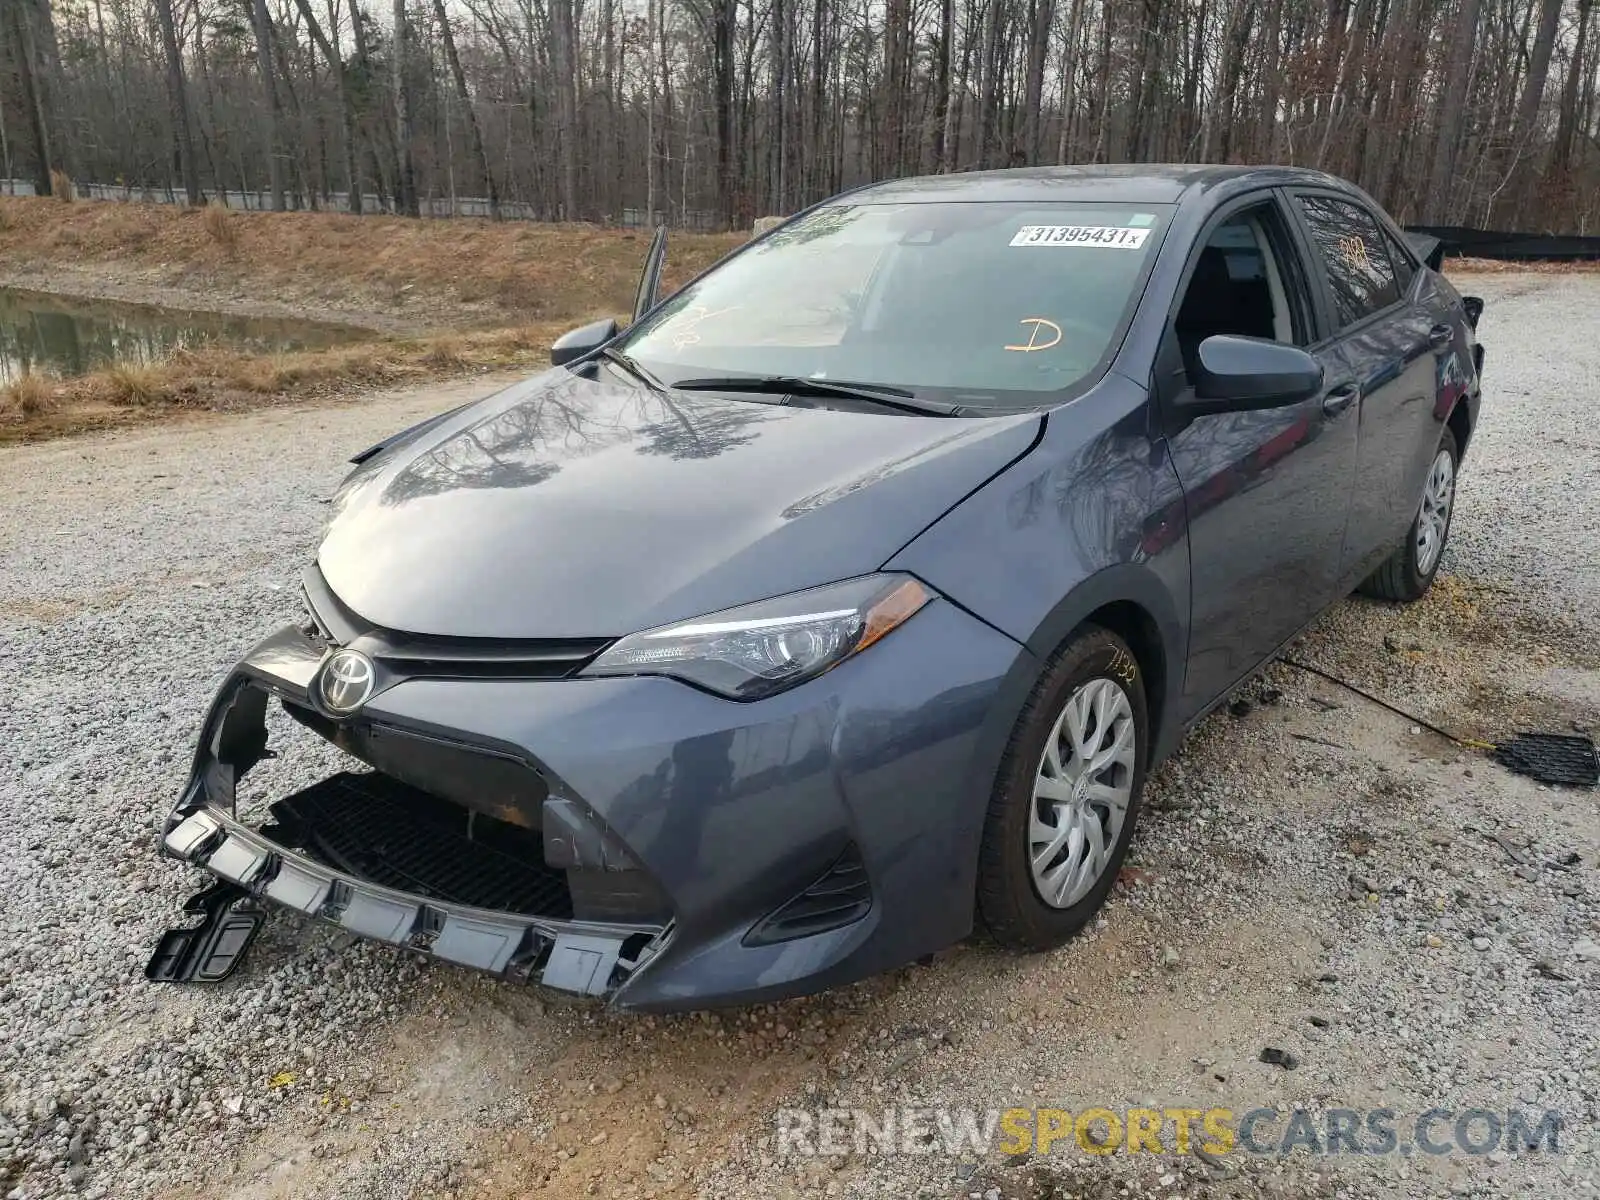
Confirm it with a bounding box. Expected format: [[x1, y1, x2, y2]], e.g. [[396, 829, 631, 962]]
[[201, 203, 239, 257], [1, 372, 54, 418], [100, 362, 167, 406], [0, 196, 742, 326], [49, 170, 74, 202], [417, 335, 466, 369], [1448, 255, 1600, 274], [0, 325, 563, 443], [0, 199, 754, 444]]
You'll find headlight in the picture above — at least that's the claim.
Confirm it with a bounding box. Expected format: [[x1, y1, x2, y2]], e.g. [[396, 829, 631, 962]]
[[582, 574, 934, 700]]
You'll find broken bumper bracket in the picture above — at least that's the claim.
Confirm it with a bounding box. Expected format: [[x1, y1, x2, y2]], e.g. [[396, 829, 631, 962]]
[[154, 804, 664, 999], [146, 880, 267, 983]]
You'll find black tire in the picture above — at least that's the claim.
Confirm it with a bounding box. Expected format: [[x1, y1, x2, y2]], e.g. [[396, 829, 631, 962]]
[[976, 625, 1150, 951], [1359, 427, 1459, 603]]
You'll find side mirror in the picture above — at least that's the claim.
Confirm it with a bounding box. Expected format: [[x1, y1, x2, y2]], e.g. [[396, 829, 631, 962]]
[[1184, 335, 1324, 414], [1461, 296, 1483, 330], [550, 317, 620, 366]]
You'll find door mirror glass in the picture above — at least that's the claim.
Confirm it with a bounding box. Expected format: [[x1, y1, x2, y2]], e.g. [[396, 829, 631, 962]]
[[1186, 334, 1323, 411], [549, 317, 619, 366]]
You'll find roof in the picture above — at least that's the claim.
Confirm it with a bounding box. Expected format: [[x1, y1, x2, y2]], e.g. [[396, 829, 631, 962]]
[[844, 164, 1353, 207]]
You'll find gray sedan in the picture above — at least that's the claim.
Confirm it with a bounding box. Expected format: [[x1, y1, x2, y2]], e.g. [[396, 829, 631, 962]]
[[150, 164, 1483, 1009]]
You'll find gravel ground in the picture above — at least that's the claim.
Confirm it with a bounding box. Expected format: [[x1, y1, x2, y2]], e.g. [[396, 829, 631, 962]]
[[1441, 274, 1600, 625], [1, 274, 1597, 1200]]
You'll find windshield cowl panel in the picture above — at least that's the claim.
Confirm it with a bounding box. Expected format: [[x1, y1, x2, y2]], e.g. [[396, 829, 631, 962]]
[[616, 200, 1172, 413]]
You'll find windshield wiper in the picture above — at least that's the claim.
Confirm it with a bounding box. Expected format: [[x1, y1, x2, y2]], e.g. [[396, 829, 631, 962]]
[[673, 374, 966, 416], [598, 347, 671, 397]]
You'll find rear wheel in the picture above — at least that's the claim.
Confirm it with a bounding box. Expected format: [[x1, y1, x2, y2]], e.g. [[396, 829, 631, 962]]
[[1359, 427, 1458, 603], [977, 626, 1149, 950]]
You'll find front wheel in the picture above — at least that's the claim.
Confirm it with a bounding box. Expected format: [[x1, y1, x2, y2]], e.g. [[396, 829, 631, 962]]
[[1359, 427, 1459, 603], [976, 626, 1149, 951]]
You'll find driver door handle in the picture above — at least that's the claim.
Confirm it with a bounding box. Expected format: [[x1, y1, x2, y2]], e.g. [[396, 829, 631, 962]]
[[1322, 382, 1360, 417]]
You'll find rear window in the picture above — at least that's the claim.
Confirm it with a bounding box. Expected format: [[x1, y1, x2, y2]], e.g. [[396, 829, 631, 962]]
[[1382, 229, 1417, 294]]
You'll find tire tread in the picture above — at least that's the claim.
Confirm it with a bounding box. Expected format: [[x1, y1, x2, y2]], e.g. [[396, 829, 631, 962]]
[[975, 625, 1147, 951], [1358, 548, 1411, 601], [1357, 427, 1459, 604]]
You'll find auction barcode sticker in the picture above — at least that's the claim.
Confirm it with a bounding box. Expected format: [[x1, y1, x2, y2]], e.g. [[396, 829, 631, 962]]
[[1010, 225, 1151, 249]]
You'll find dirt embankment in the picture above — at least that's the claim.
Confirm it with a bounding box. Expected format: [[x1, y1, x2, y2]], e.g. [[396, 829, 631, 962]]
[[0, 197, 742, 443], [1446, 256, 1600, 274]]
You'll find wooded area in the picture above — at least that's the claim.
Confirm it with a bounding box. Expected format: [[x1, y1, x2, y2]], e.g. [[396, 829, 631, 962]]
[[0, 0, 1595, 233]]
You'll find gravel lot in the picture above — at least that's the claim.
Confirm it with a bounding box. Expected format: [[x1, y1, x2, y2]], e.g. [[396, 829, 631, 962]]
[[2, 274, 1598, 1200]]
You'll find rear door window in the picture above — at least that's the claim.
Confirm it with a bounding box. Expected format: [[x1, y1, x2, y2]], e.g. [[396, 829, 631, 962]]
[[1293, 195, 1401, 329], [1382, 230, 1417, 294]]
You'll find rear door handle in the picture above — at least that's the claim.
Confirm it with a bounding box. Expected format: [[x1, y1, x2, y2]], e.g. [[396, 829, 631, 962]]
[[1322, 382, 1360, 416], [1428, 324, 1455, 351]]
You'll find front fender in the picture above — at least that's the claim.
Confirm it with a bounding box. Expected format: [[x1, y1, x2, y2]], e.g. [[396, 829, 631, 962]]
[[885, 375, 1191, 761]]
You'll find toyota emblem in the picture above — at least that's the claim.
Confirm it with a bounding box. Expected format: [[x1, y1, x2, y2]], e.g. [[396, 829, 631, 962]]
[[317, 648, 376, 715]]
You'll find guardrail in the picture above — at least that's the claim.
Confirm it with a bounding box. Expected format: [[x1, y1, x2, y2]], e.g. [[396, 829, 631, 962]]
[[0, 178, 720, 229], [1405, 224, 1600, 262]]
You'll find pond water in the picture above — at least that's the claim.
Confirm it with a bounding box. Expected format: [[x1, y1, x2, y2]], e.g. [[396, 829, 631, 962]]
[[0, 287, 372, 385]]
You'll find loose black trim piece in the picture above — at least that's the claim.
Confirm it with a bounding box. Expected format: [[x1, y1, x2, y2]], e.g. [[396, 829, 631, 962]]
[[1492, 734, 1599, 788], [146, 882, 266, 983], [745, 844, 872, 946]]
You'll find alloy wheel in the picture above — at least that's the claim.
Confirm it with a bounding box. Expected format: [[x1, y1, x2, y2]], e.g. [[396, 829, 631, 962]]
[[1415, 447, 1455, 576], [1028, 676, 1137, 909]]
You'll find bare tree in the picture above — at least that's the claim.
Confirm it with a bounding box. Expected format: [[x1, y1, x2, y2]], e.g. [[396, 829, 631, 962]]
[[1427, 0, 1483, 220], [152, 0, 203, 205], [549, 0, 579, 218], [7, 0, 1599, 232], [392, 0, 418, 215], [247, 0, 286, 209], [428, 0, 498, 217], [292, 0, 364, 212], [2, 0, 55, 194]]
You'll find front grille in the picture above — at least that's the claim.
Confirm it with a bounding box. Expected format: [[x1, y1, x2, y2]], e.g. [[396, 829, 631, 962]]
[[745, 844, 872, 946], [302, 565, 611, 680], [368, 634, 611, 679], [269, 772, 573, 918]]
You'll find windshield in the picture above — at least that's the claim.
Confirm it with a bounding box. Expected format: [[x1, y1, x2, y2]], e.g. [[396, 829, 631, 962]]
[[615, 201, 1171, 409]]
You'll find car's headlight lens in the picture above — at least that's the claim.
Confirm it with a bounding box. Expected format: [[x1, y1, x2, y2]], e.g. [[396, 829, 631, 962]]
[[582, 574, 934, 700]]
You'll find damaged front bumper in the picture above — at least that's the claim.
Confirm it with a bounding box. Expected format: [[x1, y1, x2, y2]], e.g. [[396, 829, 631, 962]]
[[152, 582, 1027, 1010], [151, 617, 671, 1002], [158, 801, 662, 994]]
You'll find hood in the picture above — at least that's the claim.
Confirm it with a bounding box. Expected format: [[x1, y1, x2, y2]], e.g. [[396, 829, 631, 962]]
[[318, 368, 1040, 638]]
